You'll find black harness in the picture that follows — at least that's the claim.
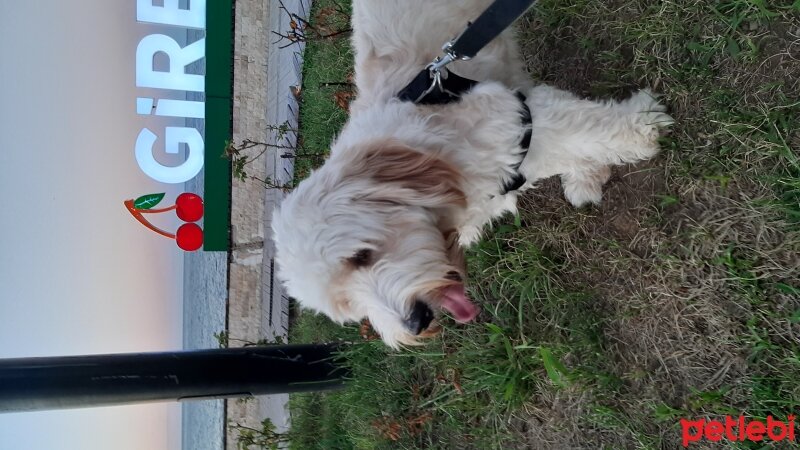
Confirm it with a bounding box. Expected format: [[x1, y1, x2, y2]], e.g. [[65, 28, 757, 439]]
[[507, 91, 532, 193], [397, 68, 532, 194], [394, 0, 536, 194]]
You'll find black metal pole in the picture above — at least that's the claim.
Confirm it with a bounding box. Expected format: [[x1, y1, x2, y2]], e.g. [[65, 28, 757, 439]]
[[0, 344, 347, 413]]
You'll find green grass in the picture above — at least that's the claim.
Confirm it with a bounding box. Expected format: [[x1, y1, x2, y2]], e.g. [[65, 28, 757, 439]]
[[292, 0, 353, 182], [278, 0, 800, 449]]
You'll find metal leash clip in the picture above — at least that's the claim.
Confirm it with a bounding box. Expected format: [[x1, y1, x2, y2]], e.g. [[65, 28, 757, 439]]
[[411, 38, 473, 104], [428, 39, 465, 74]]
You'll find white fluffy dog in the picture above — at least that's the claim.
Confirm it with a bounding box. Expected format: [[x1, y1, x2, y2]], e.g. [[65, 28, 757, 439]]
[[272, 0, 673, 347]]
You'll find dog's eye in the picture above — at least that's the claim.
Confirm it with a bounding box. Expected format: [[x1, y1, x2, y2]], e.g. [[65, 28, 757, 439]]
[[348, 248, 374, 268], [444, 271, 463, 282]]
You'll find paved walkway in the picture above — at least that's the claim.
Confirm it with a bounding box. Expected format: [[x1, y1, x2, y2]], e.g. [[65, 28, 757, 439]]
[[225, 0, 312, 447], [258, 0, 312, 435]]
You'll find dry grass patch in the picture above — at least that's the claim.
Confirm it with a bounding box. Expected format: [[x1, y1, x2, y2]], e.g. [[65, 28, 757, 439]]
[[513, 1, 800, 447]]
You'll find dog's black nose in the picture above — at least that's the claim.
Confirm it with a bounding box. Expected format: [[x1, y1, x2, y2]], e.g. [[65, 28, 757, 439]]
[[405, 300, 435, 335]]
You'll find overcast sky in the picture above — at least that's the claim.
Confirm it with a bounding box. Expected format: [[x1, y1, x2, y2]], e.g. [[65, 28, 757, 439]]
[[0, 1, 192, 448]]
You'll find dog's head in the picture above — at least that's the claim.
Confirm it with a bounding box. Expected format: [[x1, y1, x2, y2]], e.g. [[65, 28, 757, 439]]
[[272, 140, 479, 347]]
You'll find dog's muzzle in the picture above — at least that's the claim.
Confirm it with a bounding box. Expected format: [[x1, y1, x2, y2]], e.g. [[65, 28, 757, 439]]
[[405, 300, 435, 335]]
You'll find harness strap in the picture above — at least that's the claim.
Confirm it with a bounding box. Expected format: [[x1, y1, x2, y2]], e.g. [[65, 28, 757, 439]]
[[394, 0, 537, 194], [399, 72, 532, 194], [500, 92, 531, 194], [397, 68, 478, 105]]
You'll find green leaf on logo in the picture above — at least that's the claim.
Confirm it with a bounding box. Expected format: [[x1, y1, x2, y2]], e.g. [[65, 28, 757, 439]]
[[134, 193, 165, 210]]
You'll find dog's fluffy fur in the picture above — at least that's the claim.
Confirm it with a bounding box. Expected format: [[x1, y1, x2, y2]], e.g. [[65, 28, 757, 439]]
[[272, 0, 673, 348]]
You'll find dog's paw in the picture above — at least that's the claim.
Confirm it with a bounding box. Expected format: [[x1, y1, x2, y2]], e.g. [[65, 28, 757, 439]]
[[561, 165, 610, 208], [458, 226, 483, 247], [564, 183, 602, 208], [624, 89, 674, 132]]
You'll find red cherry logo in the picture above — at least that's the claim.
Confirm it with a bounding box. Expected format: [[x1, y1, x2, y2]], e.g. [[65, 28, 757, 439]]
[[176, 223, 204, 251], [125, 192, 206, 252], [176, 192, 204, 222]]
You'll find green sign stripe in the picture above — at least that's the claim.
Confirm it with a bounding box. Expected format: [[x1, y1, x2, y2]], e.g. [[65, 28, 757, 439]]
[[203, 97, 232, 251], [206, 0, 233, 99], [203, 0, 234, 251]]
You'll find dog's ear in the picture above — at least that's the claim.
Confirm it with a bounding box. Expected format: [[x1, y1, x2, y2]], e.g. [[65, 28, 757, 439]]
[[331, 294, 354, 322], [350, 142, 466, 209]]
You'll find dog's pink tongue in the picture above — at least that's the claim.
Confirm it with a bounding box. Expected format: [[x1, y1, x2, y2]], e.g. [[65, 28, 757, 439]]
[[441, 285, 479, 323]]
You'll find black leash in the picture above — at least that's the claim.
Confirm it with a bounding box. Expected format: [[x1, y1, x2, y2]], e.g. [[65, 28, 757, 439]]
[[448, 0, 538, 60], [397, 0, 537, 104], [396, 0, 537, 194]]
